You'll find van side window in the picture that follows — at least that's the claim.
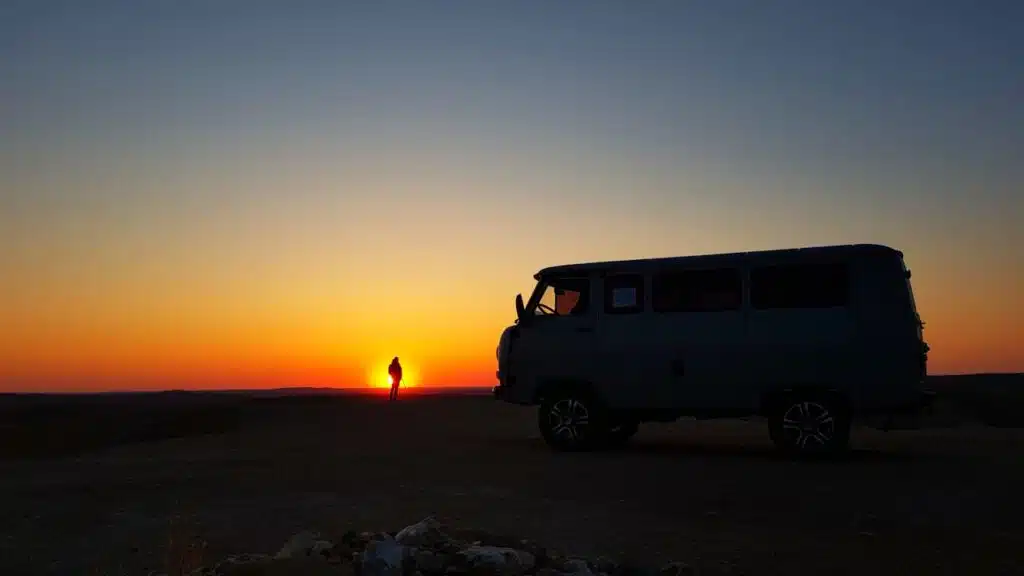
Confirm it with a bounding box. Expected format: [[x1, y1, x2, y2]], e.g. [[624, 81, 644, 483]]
[[652, 269, 742, 312], [603, 274, 644, 315], [751, 262, 849, 309]]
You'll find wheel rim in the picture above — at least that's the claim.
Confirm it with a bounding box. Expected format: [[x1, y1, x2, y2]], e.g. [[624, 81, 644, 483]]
[[781, 401, 835, 449], [547, 398, 590, 442]]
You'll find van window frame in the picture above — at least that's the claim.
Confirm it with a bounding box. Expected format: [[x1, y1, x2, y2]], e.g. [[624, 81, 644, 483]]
[[526, 275, 594, 318], [602, 273, 645, 315]]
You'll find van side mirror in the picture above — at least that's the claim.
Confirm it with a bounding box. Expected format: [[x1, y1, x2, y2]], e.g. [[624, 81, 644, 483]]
[[515, 293, 525, 321]]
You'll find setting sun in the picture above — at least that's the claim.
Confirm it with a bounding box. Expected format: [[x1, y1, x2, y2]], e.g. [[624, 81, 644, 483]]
[[365, 357, 419, 389]]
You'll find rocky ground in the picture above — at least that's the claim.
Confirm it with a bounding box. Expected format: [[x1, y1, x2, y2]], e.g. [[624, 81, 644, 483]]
[[164, 516, 688, 576]]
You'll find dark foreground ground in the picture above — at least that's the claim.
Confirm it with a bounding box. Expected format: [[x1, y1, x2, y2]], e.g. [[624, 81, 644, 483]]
[[1, 375, 1022, 575]]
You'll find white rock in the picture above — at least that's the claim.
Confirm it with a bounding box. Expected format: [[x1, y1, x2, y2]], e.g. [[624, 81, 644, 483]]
[[362, 535, 406, 576], [221, 553, 272, 565], [565, 559, 595, 576], [396, 516, 448, 546], [458, 545, 536, 576], [312, 540, 335, 554], [275, 530, 327, 559]]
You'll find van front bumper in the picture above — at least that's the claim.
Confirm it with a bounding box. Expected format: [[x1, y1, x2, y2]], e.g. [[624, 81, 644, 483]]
[[493, 370, 505, 399], [493, 372, 533, 405]]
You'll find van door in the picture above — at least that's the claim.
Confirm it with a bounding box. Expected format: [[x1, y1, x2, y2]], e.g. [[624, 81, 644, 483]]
[[515, 276, 598, 393], [649, 268, 749, 411], [594, 273, 660, 408], [745, 261, 855, 398]]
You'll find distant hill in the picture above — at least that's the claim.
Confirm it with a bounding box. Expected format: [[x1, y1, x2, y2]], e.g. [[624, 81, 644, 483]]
[[928, 372, 1023, 393], [924, 373, 1024, 428], [0, 385, 494, 410]]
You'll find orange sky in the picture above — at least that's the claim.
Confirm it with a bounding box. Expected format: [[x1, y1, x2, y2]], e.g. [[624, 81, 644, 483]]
[[2, 223, 1022, 393]]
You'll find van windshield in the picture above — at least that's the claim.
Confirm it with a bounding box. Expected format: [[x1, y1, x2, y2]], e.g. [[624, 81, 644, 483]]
[[902, 257, 923, 339], [530, 277, 590, 317], [901, 258, 918, 314]]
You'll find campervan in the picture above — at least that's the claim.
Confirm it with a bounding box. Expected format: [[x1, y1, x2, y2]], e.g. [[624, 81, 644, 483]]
[[493, 244, 933, 455]]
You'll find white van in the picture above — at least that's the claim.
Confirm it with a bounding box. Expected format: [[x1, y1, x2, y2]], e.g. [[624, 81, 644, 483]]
[[493, 244, 933, 455]]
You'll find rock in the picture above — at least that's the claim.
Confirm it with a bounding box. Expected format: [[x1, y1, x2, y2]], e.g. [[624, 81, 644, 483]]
[[275, 530, 330, 559], [155, 523, 679, 576], [457, 545, 536, 576], [362, 535, 406, 576], [435, 538, 471, 556], [564, 559, 595, 576], [313, 540, 335, 555], [396, 516, 449, 548]]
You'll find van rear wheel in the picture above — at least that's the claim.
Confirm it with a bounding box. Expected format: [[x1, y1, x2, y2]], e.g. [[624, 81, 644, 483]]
[[769, 394, 850, 457], [538, 390, 608, 451]]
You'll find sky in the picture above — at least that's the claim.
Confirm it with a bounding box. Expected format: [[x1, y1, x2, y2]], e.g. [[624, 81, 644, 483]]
[[2, 0, 1022, 392]]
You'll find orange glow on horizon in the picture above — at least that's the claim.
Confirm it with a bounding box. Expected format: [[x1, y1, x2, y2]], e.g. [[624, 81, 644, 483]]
[[1, 216, 1021, 392]]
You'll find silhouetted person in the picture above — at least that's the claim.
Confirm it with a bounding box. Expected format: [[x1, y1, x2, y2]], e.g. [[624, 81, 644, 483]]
[[388, 357, 403, 402]]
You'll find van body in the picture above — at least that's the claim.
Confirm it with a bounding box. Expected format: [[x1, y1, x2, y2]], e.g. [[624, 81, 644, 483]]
[[493, 243, 933, 454]]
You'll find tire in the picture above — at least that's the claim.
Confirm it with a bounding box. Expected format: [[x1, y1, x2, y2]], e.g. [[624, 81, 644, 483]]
[[538, 389, 609, 452], [768, 393, 851, 457]]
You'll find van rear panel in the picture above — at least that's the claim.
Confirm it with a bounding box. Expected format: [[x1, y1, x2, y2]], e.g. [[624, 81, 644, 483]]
[[853, 250, 929, 412]]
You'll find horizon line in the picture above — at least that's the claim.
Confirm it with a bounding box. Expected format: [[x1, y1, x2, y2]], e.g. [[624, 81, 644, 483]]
[[2, 372, 1022, 396]]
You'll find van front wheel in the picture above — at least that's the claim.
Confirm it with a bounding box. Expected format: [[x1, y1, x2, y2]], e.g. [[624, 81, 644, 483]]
[[538, 391, 608, 451], [769, 395, 850, 456]]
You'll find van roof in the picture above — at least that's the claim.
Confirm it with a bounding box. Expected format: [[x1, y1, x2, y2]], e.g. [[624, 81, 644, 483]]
[[535, 243, 901, 279]]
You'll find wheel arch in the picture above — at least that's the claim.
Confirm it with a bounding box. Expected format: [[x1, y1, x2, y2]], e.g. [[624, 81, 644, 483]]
[[533, 379, 603, 405], [759, 384, 853, 418]]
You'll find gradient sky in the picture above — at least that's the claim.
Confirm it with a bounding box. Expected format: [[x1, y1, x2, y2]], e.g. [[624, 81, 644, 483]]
[[2, 0, 1022, 392]]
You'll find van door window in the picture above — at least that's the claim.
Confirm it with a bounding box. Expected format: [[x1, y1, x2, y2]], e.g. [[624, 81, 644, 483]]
[[603, 274, 645, 315], [750, 262, 849, 309], [652, 269, 742, 313], [536, 278, 591, 317]]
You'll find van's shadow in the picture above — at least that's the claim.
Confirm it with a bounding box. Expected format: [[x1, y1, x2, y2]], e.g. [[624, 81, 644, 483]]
[[490, 436, 922, 464]]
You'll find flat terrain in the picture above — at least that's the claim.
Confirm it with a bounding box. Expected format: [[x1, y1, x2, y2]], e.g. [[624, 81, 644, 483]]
[[1, 379, 1023, 576]]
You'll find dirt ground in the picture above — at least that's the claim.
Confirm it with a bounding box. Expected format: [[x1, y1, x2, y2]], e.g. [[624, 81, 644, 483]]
[[1, 393, 1022, 576]]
